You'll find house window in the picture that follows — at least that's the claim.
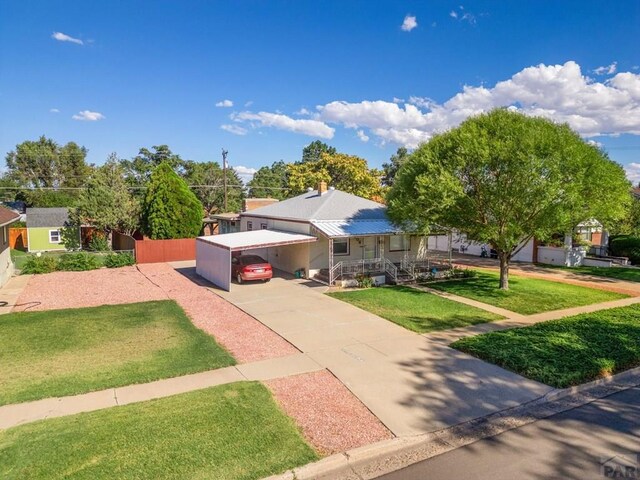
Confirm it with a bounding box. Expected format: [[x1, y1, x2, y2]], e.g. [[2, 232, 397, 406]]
[[260, 223, 268, 230], [247, 221, 253, 231], [49, 230, 61, 244], [389, 235, 410, 252], [333, 238, 349, 256]]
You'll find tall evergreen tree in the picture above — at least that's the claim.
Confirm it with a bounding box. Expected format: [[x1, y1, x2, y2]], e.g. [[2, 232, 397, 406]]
[[141, 162, 203, 239]]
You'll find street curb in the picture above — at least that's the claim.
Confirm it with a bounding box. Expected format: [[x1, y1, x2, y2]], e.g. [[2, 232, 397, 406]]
[[262, 367, 640, 480]]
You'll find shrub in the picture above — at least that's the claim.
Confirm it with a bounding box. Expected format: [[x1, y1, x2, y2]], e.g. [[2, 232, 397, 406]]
[[58, 252, 102, 271], [21, 256, 59, 274], [103, 252, 136, 268], [87, 234, 110, 252], [355, 274, 375, 288], [610, 236, 640, 265], [11, 221, 26, 228]]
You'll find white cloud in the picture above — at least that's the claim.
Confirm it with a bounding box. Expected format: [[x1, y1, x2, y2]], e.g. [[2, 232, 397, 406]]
[[356, 130, 369, 142], [392, 97, 404, 104], [233, 165, 257, 182], [232, 111, 334, 138], [227, 62, 640, 149], [593, 62, 617, 75], [49, 108, 60, 113], [216, 99, 234, 107], [401, 15, 418, 32], [450, 6, 476, 24], [313, 61, 640, 147], [72, 110, 104, 121], [51, 31, 83, 45], [633, 66, 640, 71], [625, 163, 640, 183], [221, 124, 248, 135], [244, 100, 254, 107], [296, 107, 311, 116]]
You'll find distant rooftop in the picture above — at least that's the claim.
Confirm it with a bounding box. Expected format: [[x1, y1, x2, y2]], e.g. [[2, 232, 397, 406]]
[[26, 208, 70, 228]]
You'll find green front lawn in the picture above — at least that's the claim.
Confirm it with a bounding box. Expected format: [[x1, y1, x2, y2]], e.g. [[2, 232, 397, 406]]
[[429, 271, 627, 315], [0, 382, 318, 480], [0, 300, 235, 405], [327, 285, 503, 333], [452, 304, 640, 388], [543, 264, 640, 283]]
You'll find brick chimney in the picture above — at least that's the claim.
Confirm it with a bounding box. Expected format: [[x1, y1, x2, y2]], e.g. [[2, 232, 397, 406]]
[[317, 181, 328, 195]]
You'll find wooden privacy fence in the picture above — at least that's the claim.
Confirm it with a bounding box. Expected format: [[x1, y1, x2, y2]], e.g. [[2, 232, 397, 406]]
[[9, 227, 27, 250], [112, 232, 196, 264], [134, 238, 196, 264]]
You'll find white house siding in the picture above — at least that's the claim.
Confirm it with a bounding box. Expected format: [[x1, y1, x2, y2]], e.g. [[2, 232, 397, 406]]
[[240, 216, 311, 235], [308, 234, 425, 277], [266, 242, 310, 276]]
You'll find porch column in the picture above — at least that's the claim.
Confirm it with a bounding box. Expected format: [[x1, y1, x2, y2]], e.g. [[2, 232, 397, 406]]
[[328, 237, 334, 285]]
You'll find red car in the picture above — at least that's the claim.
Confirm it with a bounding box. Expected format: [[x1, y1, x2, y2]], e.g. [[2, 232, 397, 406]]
[[231, 255, 273, 284]]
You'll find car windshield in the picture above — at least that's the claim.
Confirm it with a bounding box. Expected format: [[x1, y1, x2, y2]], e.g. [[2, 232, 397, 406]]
[[240, 255, 267, 265]]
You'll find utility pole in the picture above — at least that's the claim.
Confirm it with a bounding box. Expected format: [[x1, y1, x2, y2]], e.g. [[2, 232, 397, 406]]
[[221, 148, 228, 212]]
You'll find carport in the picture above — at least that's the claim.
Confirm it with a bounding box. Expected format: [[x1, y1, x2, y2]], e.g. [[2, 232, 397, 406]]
[[196, 230, 317, 291]]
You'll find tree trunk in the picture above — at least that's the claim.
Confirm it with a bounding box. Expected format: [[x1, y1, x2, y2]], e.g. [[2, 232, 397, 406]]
[[498, 251, 510, 290]]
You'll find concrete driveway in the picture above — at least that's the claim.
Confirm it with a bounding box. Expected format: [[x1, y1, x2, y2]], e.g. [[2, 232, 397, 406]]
[[214, 274, 552, 436]]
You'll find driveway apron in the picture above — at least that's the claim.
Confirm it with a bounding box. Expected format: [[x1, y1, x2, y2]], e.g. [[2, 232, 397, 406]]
[[215, 277, 552, 436]]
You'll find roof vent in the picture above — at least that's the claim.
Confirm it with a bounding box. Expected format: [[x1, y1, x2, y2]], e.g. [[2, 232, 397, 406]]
[[307, 187, 314, 192], [328, 186, 335, 191]]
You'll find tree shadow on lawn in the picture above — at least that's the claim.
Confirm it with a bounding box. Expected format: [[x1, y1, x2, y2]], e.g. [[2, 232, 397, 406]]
[[452, 316, 640, 388]]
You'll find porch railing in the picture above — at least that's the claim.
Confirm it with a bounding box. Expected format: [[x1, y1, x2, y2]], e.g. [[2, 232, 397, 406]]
[[330, 257, 386, 284]]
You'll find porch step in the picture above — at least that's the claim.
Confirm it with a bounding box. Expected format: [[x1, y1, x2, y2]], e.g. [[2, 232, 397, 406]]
[[314, 269, 330, 284]]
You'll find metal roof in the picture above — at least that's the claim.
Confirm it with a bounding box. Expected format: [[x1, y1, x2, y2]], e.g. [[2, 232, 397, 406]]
[[197, 229, 317, 251], [242, 189, 387, 222], [311, 219, 403, 238], [26, 208, 70, 228]]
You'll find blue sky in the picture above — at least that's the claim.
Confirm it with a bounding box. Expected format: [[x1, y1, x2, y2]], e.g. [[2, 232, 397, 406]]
[[1, 0, 639, 182]]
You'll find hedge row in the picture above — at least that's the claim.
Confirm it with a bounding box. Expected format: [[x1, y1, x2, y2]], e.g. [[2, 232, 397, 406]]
[[21, 252, 136, 275], [609, 236, 640, 265]]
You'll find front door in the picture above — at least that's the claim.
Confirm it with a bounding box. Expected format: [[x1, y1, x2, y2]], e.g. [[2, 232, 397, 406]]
[[362, 236, 377, 259]]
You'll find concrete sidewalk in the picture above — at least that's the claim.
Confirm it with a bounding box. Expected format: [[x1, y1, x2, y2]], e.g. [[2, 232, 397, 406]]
[[0, 274, 31, 315], [0, 352, 322, 429], [215, 277, 552, 437]]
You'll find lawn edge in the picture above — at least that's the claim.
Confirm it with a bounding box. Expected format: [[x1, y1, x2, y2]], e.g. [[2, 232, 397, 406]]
[[263, 366, 640, 480]]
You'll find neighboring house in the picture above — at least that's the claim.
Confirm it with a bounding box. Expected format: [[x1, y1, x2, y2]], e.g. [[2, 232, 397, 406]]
[[428, 219, 610, 266], [196, 182, 434, 289], [205, 198, 279, 235], [26, 208, 77, 252], [0, 206, 21, 287]]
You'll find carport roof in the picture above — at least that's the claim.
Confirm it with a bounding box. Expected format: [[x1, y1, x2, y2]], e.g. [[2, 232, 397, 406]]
[[197, 229, 317, 251]]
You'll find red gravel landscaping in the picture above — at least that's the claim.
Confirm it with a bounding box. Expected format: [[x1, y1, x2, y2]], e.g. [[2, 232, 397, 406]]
[[14, 264, 298, 363], [266, 370, 393, 455]]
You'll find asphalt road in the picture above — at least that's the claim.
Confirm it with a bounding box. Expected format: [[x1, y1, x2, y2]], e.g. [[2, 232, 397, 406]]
[[378, 387, 640, 480]]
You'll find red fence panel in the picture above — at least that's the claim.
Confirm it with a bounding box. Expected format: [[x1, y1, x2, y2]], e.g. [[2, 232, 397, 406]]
[[134, 238, 196, 264]]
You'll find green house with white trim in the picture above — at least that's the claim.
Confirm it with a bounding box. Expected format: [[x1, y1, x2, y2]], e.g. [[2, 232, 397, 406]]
[[26, 208, 78, 252]]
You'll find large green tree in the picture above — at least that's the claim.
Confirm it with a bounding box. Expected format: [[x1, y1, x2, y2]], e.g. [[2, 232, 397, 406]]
[[301, 140, 336, 163], [5, 136, 92, 207], [71, 154, 140, 236], [387, 109, 631, 290], [382, 147, 409, 187], [288, 152, 383, 200], [141, 162, 204, 239], [247, 160, 289, 200], [182, 160, 244, 214], [121, 145, 185, 191]]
